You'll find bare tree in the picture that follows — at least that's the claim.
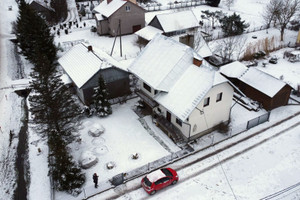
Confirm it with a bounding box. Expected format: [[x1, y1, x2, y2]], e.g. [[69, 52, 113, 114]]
[[213, 35, 247, 61], [224, 0, 235, 10], [263, 0, 300, 41]]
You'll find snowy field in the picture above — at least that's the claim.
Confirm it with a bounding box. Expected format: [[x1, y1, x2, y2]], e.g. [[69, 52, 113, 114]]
[[1, 0, 300, 200]]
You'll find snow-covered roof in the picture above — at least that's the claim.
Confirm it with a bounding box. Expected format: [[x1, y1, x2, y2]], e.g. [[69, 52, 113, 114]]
[[147, 169, 165, 182], [135, 26, 163, 41], [93, 0, 127, 18], [129, 34, 195, 92], [26, 0, 55, 11], [219, 61, 248, 78], [95, 13, 104, 21], [155, 65, 215, 121], [240, 67, 287, 98], [58, 43, 126, 88], [153, 10, 199, 33], [129, 35, 217, 121]]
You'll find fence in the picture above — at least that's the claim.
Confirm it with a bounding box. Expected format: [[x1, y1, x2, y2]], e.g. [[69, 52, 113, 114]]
[[247, 112, 271, 129], [141, 0, 206, 12]]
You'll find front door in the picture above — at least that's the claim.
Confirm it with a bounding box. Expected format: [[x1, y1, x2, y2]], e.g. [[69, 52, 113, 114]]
[[166, 111, 171, 122]]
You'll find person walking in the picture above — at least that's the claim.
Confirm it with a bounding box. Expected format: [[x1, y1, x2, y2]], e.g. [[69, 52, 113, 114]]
[[93, 173, 99, 188]]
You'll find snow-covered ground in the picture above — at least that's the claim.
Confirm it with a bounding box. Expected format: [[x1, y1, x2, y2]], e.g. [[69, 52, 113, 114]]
[[1, 0, 300, 200]]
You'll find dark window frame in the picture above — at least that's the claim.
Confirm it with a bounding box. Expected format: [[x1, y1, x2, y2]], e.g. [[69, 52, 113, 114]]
[[216, 92, 223, 102], [143, 82, 151, 93], [204, 97, 210, 107], [176, 118, 182, 126]]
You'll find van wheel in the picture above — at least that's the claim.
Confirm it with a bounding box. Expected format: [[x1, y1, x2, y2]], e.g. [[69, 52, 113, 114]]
[[150, 190, 156, 195], [172, 180, 177, 185]]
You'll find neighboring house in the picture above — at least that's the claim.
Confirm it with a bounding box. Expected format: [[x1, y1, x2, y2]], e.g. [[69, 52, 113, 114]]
[[135, 10, 199, 40], [93, 0, 145, 36], [58, 43, 131, 105], [27, 0, 56, 24], [220, 61, 292, 111], [129, 35, 234, 143]]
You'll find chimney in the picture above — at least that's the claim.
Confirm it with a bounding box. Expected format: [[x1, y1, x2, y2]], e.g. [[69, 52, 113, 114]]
[[88, 45, 93, 52], [193, 57, 202, 67], [107, 0, 112, 4]]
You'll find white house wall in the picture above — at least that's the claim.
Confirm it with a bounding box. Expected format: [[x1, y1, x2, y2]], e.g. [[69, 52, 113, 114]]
[[139, 80, 156, 97], [189, 82, 234, 138]]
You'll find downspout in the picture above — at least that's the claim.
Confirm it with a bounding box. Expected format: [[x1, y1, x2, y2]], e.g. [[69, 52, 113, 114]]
[[183, 121, 191, 142]]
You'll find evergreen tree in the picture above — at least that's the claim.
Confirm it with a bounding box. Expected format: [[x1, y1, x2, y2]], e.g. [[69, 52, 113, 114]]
[[220, 12, 249, 37], [206, 0, 221, 7], [48, 131, 85, 195], [93, 74, 112, 117], [50, 0, 68, 21], [16, 0, 57, 66]]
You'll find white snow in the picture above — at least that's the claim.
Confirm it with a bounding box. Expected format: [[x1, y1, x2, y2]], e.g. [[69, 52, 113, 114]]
[[146, 169, 165, 183], [93, 0, 126, 18], [153, 10, 199, 33], [220, 61, 248, 78], [135, 26, 163, 41], [240, 67, 287, 98]]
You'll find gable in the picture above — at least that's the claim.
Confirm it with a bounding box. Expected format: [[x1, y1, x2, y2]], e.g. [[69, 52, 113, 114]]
[[149, 16, 164, 31]]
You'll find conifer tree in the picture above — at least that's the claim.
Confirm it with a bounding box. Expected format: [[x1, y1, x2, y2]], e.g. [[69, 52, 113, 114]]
[[93, 74, 112, 117], [16, 0, 57, 66], [48, 131, 85, 195], [220, 12, 249, 37]]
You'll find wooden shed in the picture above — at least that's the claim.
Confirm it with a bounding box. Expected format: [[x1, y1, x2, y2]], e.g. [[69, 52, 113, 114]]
[[220, 61, 292, 110]]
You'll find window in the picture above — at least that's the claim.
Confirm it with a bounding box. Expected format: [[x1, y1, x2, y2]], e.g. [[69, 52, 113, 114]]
[[216, 92, 223, 102], [176, 118, 182, 127], [143, 82, 151, 93], [204, 97, 210, 107], [125, 5, 130, 12]]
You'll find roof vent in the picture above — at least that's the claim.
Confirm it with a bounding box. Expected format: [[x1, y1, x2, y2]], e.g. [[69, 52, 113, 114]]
[[88, 45, 93, 52]]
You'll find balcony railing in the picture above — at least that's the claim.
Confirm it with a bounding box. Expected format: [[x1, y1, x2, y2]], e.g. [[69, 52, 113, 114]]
[[135, 90, 158, 108], [156, 115, 184, 143]]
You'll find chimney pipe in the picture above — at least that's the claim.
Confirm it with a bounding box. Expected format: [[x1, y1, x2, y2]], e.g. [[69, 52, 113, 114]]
[[193, 57, 202, 67]]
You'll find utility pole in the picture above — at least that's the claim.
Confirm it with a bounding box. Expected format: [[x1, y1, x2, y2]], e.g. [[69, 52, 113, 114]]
[[119, 19, 122, 57]]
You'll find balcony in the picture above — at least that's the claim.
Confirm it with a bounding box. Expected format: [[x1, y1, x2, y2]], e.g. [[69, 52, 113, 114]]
[[155, 115, 184, 143], [135, 90, 158, 108]]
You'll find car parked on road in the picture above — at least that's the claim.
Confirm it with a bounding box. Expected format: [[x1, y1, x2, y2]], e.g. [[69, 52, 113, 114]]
[[141, 168, 179, 195]]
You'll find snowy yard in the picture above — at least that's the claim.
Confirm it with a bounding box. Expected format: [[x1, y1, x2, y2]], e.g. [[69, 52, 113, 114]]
[[1, 0, 300, 199]]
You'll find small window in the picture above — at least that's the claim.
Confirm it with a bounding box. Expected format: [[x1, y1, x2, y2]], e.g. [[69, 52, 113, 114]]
[[143, 82, 151, 93], [204, 97, 210, 107], [216, 92, 223, 102], [125, 5, 130, 12], [176, 118, 182, 127]]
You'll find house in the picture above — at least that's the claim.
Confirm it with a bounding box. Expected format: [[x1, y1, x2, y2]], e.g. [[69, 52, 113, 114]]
[[129, 35, 234, 142], [93, 0, 145, 36], [58, 43, 131, 105], [27, 0, 56, 24], [220, 61, 292, 110], [135, 10, 199, 41]]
